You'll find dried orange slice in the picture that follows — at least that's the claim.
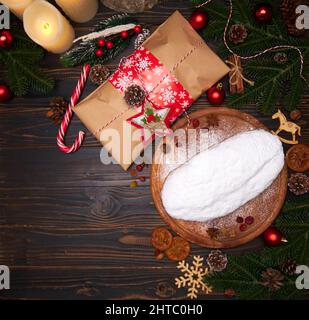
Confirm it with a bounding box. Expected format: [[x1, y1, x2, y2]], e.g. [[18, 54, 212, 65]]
[[286, 144, 309, 173], [165, 237, 191, 261], [151, 227, 173, 251]]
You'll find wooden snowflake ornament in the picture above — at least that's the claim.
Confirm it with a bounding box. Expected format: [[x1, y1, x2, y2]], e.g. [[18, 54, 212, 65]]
[[175, 255, 212, 299]]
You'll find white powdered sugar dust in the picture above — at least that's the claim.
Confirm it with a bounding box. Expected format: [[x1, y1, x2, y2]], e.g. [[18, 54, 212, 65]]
[[161, 129, 284, 222]]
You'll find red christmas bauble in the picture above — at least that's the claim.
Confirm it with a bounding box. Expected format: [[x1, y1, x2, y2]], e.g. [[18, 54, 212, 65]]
[[263, 227, 287, 246], [254, 3, 273, 23], [106, 41, 114, 49], [206, 83, 225, 105], [0, 84, 12, 102], [189, 9, 209, 30], [97, 38, 105, 47], [120, 31, 129, 39], [95, 48, 104, 57], [134, 25, 142, 33], [0, 30, 14, 49]]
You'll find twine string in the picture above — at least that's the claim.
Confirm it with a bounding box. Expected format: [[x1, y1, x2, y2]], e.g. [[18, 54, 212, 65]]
[[225, 58, 255, 86], [196, 0, 308, 87]]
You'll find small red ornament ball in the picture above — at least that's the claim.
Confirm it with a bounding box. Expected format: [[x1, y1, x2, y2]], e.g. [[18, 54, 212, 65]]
[[106, 41, 114, 49], [263, 227, 287, 246], [207, 83, 225, 105], [254, 3, 273, 23], [0, 84, 12, 103], [189, 9, 209, 30], [95, 48, 104, 57], [0, 30, 14, 49], [97, 38, 105, 47], [120, 31, 129, 39], [134, 25, 142, 33]]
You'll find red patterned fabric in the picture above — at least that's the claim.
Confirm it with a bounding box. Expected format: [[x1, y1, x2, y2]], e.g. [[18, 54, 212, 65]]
[[109, 47, 194, 137]]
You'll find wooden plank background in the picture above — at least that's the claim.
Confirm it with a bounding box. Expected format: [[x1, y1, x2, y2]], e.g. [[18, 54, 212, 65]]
[[0, 0, 308, 300]]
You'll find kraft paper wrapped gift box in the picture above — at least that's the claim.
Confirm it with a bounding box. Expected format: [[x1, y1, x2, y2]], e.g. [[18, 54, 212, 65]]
[[74, 11, 230, 170]]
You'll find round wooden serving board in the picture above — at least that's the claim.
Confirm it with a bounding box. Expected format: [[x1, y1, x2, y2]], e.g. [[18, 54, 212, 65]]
[[151, 107, 288, 248]]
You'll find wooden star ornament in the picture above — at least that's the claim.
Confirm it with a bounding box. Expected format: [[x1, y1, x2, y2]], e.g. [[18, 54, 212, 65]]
[[127, 104, 172, 142]]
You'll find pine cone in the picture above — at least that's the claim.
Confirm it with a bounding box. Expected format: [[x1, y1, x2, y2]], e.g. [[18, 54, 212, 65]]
[[261, 268, 284, 291], [134, 28, 151, 49], [274, 52, 288, 64], [46, 97, 68, 125], [228, 24, 248, 44], [207, 250, 228, 272], [89, 64, 110, 86], [288, 173, 309, 195], [279, 259, 298, 275], [280, 0, 309, 37], [124, 85, 146, 107]]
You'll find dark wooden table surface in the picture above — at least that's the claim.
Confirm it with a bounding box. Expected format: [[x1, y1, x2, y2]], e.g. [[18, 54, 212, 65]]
[[0, 0, 308, 300]]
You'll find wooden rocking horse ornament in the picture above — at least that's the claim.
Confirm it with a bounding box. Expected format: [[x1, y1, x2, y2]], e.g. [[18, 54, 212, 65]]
[[271, 109, 301, 145]]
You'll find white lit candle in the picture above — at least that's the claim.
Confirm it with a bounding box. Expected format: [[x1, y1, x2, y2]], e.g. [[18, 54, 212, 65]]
[[0, 0, 33, 19], [23, 0, 75, 54], [55, 0, 98, 23]]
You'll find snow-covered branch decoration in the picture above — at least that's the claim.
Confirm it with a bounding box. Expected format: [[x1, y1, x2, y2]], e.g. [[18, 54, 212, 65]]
[[73, 23, 137, 43]]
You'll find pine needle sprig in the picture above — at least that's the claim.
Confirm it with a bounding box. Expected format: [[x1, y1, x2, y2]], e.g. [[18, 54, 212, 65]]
[[192, 0, 308, 114], [93, 13, 135, 32], [0, 25, 54, 96], [61, 14, 138, 67], [206, 197, 309, 300]]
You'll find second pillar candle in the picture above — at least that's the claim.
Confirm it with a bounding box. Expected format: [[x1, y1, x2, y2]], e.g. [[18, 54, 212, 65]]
[[55, 0, 99, 23]]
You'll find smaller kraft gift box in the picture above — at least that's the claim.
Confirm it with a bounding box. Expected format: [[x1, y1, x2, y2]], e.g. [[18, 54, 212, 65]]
[[74, 11, 230, 170]]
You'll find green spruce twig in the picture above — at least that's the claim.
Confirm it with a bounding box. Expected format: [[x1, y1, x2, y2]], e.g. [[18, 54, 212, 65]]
[[0, 25, 54, 96], [60, 14, 138, 67], [206, 197, 309, 300], [192, 0, 308, 114]]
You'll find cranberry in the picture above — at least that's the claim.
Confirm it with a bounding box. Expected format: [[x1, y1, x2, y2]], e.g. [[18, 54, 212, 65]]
[[239, 224, 247, 232], [192, 119, 200, 128], [236, 216, 244, 224], [245, 216, 254, 225]]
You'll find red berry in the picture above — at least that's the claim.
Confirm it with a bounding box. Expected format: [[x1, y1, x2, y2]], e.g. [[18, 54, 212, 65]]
[[239, 224, 247, 232], [97, 38, 105, 47], [136, 164, 144, 172], [139, 176, 146, 182], [106, 41, 114, 49], [0, 84, 12, 102], [189, 10, 209, 30], [120, 31, 129, 39], [192, 119, 200, 128], [134, 25, 142, 33], [95, 48, 104, 57], [236, 216, 244, 224], [147, 114, 156, 123], [245, 216, 254, 225]]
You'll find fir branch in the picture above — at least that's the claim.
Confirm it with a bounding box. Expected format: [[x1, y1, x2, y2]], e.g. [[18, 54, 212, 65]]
[[0, 25, 54, 96], [61, 14, 138, 67], [93, 13, 136, 32], [206, 198, 309, 300], [193, 0, 308, 114]]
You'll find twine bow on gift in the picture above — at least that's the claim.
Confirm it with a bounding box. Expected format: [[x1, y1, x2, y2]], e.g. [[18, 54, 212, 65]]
[[225, 57, 255, 87]]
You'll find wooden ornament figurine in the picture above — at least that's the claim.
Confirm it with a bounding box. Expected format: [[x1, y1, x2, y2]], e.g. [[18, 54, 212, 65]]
[[271, 109, 301, 145]]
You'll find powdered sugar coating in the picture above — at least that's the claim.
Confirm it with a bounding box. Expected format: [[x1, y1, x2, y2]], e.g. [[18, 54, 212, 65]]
[[161, 130, 284, 222]]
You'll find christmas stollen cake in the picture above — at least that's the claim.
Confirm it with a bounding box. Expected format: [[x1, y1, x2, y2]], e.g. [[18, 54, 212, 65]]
[[151, 108, 288, 248], [73, 11, 229, 170]]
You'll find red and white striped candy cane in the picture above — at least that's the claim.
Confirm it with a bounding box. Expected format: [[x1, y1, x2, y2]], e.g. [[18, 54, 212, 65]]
[[57, 64, 91, 153]]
